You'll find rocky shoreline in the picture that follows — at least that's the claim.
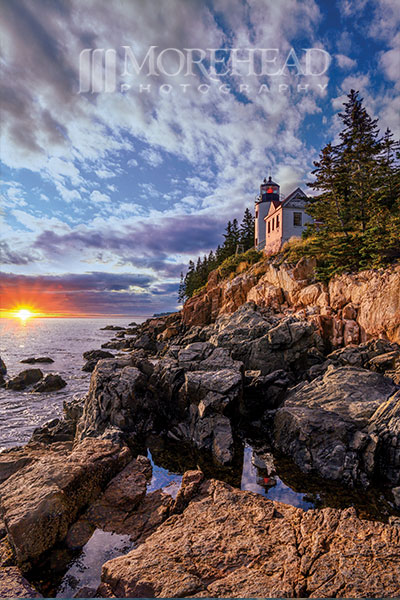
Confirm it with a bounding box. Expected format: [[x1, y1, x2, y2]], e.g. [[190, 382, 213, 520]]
[[0, 258, 399, 598]]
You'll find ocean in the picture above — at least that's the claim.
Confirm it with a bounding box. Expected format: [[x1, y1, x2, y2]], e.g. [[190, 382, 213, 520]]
[[0, 316, 146, 450]]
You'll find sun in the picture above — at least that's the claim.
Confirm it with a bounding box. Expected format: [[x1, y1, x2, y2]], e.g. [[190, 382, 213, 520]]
[[15, 308, 34, 321]]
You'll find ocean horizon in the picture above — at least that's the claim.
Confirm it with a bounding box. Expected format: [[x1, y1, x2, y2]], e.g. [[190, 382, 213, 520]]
[[0, 316, 147, 450]]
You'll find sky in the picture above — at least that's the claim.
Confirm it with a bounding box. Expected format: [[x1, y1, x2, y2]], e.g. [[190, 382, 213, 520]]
[[1, 0, 399, 316]]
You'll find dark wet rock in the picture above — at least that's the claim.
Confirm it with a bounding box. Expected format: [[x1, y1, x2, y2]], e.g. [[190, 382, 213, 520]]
[[101, 339, 130, 350], [100, 325, 125, 331], [327, 339, 400, 380], [0, 566, 42, 598], [177, 368, 242, 465], [6, 369, 43, 390], [64, 396, 85, 425], [33, 373, 67, 392], [0, 439, 131, 569], [20, 357, 54, 364], [82, 349, 114, 372], [368, 389, 400, 486], [209, 302, 274, 350], [0, 357, 6, 375], [243, 369, 292, 415], [99, 475, 400, 599], [65, 518, 95, 550], [205, 304, 324, 376], [246, 317, 323, 375], [30, 418, 75, 444], [76, 359, 156, 442], [273, 365, 398, 487], [83, 349, 114, 362], [133, 333, 157, 353]]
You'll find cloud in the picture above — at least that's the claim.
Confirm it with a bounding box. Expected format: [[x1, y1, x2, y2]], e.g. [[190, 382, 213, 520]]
[[90, 190, 111, 203], [140, 148, 163, 167], [335, 54, 356, 69], [0, 241, 37, 265]]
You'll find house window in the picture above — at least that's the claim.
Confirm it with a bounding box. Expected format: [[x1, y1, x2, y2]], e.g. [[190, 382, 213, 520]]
[[276, 215, 280, 228], [268, 221, 270, 234], [272, 218, 275, 230], [293, 212, 302, 226]]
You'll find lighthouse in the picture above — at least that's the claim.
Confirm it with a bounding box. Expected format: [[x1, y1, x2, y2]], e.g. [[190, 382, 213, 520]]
[[254, 176, 280, 250]]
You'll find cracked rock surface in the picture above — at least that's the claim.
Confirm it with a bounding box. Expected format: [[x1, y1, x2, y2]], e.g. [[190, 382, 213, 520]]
[[98, 473, 400, 599]]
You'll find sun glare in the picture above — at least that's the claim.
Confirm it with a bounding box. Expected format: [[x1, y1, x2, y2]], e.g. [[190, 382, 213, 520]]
[[15, 308, 34, 321]]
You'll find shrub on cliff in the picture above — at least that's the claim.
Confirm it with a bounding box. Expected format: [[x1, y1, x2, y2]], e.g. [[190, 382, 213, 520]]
[[218, 249, 262, 278]]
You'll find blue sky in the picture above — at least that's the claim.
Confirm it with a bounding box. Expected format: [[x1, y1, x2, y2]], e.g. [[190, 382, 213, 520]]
[[1, 0, 399, 315]]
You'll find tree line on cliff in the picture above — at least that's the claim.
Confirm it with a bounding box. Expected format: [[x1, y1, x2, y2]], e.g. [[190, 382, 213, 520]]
[[301, 89, 400, 280], [178, 209, 258, 301]]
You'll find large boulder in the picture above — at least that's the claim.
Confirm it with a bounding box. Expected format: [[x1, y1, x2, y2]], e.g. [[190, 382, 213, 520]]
[[177, 368, 243, 465], [6, 369, 43, 390], [273, 365, 398, 486], [0, 439, 130, 569], [98, 474, 400, 599], [76, 358, 157, 442]]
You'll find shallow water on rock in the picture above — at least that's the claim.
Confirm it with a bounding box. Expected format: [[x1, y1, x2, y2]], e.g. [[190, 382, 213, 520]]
[[240, 444, 315, 510], [56, 529, 134, 598], [147, 449, 183, 498]]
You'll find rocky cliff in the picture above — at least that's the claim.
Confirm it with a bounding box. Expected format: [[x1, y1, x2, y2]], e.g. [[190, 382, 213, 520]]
[[183, 258, 400, 347], [1, 260, 399, 598]]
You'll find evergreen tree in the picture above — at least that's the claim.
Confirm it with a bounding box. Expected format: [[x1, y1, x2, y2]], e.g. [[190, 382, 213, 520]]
[[307, 143, 349, 235], [220, 220, 235, 259], [337, 89, 381, 232], [178, 272, 185, 303], [239, 208, 255, 250]]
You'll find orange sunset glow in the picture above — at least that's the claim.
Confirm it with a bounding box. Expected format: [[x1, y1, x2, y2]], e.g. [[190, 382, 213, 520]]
[[0, 279, 84, 318]]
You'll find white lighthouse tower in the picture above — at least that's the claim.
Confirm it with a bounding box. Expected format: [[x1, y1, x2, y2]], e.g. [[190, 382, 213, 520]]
[[254, 176, 280, 250]]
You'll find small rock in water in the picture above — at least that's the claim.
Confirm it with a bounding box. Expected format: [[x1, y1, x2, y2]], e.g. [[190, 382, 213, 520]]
[[33, 374, 67, 392], [0, 356, 7, 375], [20, 357, 54, 364], [82, 350, 114, 372], [6, 369, 43, 390], [100, 325, 125, 331]]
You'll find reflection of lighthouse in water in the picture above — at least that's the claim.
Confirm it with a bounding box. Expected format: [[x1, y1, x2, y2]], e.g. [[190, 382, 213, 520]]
[[254, 176, 280, 250]]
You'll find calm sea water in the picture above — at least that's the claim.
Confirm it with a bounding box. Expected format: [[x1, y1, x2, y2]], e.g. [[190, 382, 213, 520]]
[[0, 317, 146, 450]]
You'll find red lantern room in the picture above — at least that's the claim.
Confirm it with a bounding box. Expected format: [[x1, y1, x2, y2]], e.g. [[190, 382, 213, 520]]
[[260, 176, 280, 200]]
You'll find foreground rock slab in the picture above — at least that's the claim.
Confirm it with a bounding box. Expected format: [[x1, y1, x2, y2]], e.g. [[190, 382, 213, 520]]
[[0, 566, 42, 598], [99, 474, 400, 599], [0, 439, 130, 569]]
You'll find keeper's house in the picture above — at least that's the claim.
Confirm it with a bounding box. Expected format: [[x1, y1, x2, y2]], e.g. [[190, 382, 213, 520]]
[[254, 176, 313, 254]]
